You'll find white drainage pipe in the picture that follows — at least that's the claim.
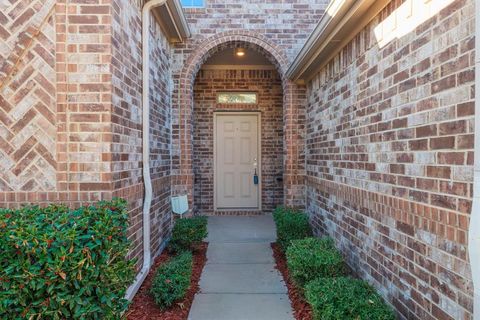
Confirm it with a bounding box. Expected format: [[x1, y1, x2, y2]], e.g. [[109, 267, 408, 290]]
[[469, 0, 480, 318], [125, 0, 167, 301]]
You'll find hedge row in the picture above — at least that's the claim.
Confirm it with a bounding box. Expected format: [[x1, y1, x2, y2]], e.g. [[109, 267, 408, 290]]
[[150, 252, 193, 309], [286, 237, 345, 288], [0, 198, 135, 319], [305, 277, 396, 320], [272, 206, 312, 251], [0, 199, 210, 318], [168, 216, 208, 253], [149, 216, 208, 309], [273, 206, 395, 320]]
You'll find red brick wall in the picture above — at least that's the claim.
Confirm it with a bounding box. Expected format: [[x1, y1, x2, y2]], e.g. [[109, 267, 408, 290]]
[[305, 0, 475, 319], [171, 0, 328, 209], [177, 0, 327, 62], [193, 69, 284, 214], [111, 0, 173, 263], [146, 15, 173, 258], [111, 0, 144, 264]]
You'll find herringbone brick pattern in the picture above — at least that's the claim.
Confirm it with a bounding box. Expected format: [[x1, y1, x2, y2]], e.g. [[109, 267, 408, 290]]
[[0, 0, 56, 191]]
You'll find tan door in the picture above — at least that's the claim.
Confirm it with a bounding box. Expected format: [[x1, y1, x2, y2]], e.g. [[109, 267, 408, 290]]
[[215, 113, 260, 209]]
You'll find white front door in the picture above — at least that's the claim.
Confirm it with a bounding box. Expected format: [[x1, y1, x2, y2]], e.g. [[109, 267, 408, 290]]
[[215, 113, 260, 209]]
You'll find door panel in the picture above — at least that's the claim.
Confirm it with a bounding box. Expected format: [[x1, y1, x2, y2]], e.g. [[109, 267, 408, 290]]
[[216, 114, 259, 209]]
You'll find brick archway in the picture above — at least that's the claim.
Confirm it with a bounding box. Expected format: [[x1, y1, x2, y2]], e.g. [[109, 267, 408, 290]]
[[172, 30, 306, 212]]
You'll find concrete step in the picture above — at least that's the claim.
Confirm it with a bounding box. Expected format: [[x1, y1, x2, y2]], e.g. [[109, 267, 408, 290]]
[[188, 293, 294, 320], [206, 215, 276, 243], [199, 263, 287, 294], [206, 242, 275, 264]]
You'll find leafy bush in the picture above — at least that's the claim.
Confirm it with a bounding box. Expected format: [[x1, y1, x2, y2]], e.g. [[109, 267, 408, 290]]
[[0, 198, 135, 319], [168, 216, 208, 253], [305, 277, 396, 320], [286, 237, 346, 288], [272, 206, 312, 251], [150, 252, 193, 309]]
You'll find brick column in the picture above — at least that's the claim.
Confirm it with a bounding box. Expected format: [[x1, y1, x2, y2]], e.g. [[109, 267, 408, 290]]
[[62, 0, 114, 202], [283, 81, 307, 209]]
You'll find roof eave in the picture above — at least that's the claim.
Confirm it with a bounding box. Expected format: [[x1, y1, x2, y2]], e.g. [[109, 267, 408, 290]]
[[286, 0, 390, 84], [152, 0, 191, 43]]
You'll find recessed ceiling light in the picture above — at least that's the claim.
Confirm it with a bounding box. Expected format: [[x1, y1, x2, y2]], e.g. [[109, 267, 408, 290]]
[[235, 48, 246, 57]]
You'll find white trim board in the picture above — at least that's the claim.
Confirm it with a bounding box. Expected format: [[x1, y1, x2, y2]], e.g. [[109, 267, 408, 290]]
[[201, 64, 276, 71]]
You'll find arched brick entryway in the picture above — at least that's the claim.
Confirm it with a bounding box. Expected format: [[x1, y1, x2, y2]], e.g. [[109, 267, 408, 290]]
[[172, 30, 306, 212]]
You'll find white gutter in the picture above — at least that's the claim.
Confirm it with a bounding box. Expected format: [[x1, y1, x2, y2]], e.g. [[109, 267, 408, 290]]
[[125, 0, 167, 300], [469, 1, 480, 318]]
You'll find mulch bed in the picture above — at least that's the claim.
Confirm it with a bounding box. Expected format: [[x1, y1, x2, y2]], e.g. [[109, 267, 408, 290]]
[[126, 242, 208, 320], [271, 242, 312, 320]]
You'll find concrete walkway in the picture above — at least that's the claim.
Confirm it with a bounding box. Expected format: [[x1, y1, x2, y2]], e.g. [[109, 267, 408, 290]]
[[188, 215, 294, 320]]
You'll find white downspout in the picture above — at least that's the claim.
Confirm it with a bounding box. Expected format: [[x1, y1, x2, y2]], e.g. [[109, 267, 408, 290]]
[[125, 0, 168, 301], [469, 0, 480, 318]]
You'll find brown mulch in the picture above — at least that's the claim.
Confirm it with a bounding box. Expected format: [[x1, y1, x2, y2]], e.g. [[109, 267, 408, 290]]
[[271, 242, 312, 320], [126, 242, 208, 320]]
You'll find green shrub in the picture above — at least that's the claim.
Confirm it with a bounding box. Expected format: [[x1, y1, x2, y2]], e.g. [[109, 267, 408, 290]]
[[305, 277, 396, 320], [273, 206, 312, 251], [286, 237, 346, 288], [150, 252, 193, 309], [168, 216, 208, 253], [272, 206, 290, 223], [0, 198, 135, 319]]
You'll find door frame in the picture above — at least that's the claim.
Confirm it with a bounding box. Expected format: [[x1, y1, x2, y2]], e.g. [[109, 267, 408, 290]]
[[213, 111, 262, 211]]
